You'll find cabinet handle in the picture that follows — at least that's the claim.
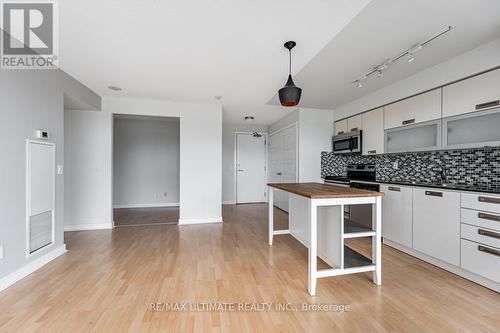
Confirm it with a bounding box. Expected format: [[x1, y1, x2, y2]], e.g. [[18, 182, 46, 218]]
[[368, 150, 377, 154], [478, 229, 500, 239], [338, 131, 344, 135], [478, 196, 500, 205], [276, 172, 282, 176], [425, 190, 442, 197], [478, 212, 500, 223], [402, 118, 415, 125], [475, 100, 499, 110], [350, 127, 358, 132], [388, 186, 401, 192], [478, 245, 500, 257]]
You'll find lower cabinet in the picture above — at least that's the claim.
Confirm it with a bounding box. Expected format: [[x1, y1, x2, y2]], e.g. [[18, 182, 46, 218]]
[[413, 188, 461, 266], [381, 184, 413, 248]]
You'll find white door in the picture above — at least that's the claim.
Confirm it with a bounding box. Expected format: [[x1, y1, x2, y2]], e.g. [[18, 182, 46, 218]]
[[236, 133, 267, 203], [268, 125, 297, 212]]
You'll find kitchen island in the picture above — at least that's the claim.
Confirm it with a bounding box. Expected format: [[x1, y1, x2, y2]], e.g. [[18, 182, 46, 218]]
[[267, 183, 383, 295]]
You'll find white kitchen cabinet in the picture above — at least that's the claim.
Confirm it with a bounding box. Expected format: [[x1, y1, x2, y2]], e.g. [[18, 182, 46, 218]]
[[413, 188, 461, 266], [385, 120, 441, 153], [443, 108, 500, 149], [334, 119, 348, 135], [362, 108, 384, 155], [347, 114, 363, 132], [381, 184, 413, 248], [443, 68, 500, 118], [384, 89, 441, 129], [461, 239, 500, 284]]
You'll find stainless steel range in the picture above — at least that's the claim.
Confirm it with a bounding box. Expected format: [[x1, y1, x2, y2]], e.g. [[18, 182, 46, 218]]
[[324, 164, 379, 228]]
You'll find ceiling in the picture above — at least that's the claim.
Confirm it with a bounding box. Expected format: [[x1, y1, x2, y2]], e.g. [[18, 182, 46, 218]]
[[58, 0, 372, 125], [59, 0, 500, 126], [268, 0, 500, 110]]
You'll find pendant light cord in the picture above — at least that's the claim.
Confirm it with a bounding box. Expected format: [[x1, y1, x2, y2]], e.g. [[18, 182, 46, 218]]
[[289, 49, 292, 75]]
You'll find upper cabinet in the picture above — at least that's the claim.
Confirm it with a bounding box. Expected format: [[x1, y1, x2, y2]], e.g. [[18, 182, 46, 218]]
[[384, 89, 441, 130], [347, 114, 362, 132], [443, 68, 500, 118], [334, 119, 348, 135], [362, 108, 384, 155]]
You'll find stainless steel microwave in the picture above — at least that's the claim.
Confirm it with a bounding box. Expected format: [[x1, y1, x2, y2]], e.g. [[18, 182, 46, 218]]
[[332, 130, 362, 153]]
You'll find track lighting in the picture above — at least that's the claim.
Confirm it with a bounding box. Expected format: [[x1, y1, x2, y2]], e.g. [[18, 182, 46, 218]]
[[352, 26, 453, 88]]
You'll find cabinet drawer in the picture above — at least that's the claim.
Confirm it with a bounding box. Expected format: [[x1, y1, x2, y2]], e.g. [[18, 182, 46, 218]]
[[461, 223, 500, 249], [461, 208, 500, 232], [461, 239, 500, 283], [461, 193, 500, 214]]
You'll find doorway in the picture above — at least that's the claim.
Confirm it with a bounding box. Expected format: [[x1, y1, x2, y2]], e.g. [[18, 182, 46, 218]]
[[112, 114, 180, 226], [235, 132, 267, 203]]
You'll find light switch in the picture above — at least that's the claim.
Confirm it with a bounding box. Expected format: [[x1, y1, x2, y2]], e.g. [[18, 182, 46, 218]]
[[393, 161, 399, 170], [57, 165, 64, 175]]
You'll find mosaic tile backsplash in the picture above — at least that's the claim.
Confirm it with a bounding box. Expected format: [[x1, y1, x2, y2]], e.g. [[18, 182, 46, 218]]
[[321, 148, 500, 192]]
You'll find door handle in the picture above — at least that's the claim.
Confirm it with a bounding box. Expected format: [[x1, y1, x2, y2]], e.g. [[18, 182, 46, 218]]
[[368, 150, 377, 154], [478, 196, 500, 205], [478, 212, 500, 223], [478, 245, 500, 257], [475, 100, 499, 110], [478, 229, 500, 239], [425, 190, 442, 197], [402, 118, 415, 125]]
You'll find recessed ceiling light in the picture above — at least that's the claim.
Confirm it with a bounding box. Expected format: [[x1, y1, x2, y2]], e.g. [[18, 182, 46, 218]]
[[214, 95, 223, 100], [108, 85, 122, 91], [244, 116, 255, 123]]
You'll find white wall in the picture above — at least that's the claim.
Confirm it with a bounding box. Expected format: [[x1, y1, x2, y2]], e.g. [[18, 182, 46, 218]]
[[64, 97, 223, 226], [0, 69, 100, 287], [64, 109, 112, 230], [222, 123, 268, 204], [334, 38, 500, 120], [113, 116, 180, 207]]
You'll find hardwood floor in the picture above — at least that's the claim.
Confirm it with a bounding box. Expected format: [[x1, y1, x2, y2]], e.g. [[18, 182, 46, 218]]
[[114, 207, 179, 226], [0, 204, 499, 332]]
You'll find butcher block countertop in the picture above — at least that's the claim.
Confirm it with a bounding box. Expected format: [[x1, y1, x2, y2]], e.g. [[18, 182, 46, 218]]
[[267, 182, 384, 199]]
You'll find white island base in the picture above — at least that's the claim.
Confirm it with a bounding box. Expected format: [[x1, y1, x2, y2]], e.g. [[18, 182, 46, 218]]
[[267, 184, 382, 296]]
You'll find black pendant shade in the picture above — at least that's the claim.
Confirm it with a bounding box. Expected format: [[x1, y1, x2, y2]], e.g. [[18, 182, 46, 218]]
[[279, 41, 302, 107]]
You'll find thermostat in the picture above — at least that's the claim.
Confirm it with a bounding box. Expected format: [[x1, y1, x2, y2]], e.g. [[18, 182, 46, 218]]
[[35, 130, 50, 140]]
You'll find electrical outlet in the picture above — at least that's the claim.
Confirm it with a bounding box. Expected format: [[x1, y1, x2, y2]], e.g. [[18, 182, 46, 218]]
[[393, 161, 399, 170], [0, 245, 3, 259]]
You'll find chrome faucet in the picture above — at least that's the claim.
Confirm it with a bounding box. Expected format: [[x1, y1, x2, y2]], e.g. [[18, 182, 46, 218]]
[[439, 167, 447, 184]]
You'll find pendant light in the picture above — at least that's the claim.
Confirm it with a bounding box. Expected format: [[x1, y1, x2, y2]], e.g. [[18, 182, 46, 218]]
[[278, 41, 302, 107]]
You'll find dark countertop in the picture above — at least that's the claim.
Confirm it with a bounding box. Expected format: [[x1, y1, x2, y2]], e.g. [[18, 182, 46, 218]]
[[324, 177, 500, 195]]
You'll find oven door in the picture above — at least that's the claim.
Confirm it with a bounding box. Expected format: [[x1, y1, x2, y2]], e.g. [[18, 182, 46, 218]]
[[332, 136, 352, 153]]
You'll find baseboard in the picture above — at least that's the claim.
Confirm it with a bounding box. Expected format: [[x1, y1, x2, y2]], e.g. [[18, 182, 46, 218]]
[[383, 239, 500, 293], [0, 244, 67, 293], [113, 203, 180, 209], [178, 217, 223, 225], [64, 223, 113, 231], [222, 201, 236, 205]]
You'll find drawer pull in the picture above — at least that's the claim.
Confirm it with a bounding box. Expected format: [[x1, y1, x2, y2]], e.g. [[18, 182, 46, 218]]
[[338, 131, 344, 135], [478, 196, 500, 205], [388, 186, 401, 192], [478, 229, 500, 239], [478, 245, 500, 257], [402, 118, 415, 125], [425, 190, 442, 197], [475, 100, 499, 110], [350, 127, 358, 132], [478, 212, 500, 223], [368, 150, 377, 154]]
